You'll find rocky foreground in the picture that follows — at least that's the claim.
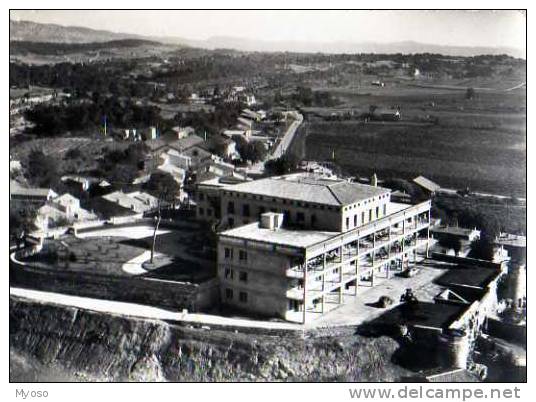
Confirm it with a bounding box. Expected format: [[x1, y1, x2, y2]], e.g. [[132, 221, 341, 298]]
[[10, 297, 412, 382]]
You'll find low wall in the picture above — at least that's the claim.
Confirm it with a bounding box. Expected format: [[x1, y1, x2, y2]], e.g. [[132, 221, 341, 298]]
[[431, 253, 502, 270], [10, 262, 218, 313]]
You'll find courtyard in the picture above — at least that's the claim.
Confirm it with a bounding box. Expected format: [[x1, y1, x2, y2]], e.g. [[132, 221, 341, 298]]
[[21, 221, 217, 284]]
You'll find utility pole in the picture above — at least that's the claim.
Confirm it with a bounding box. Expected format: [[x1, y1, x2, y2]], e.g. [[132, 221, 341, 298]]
[[150, 192, 165, 264]]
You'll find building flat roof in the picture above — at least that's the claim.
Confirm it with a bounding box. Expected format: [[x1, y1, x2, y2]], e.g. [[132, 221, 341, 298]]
[[224, 174, 390, 207], [221, 222, 338, 249], [369, 301, 465, 330], [431, 226, 479, 237], [435, 265, 500, 289], [221, 201, 423, 250]]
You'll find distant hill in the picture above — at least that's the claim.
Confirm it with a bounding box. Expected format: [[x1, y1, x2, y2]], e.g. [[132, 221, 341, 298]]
[[10, 20, 141, 43], [200, 36, 526, 59], [11, 39, 163, 55], [10, 19, 525, 58]]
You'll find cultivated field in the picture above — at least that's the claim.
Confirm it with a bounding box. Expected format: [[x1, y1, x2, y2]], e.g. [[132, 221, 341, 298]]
[[294, 89, 526, 197]]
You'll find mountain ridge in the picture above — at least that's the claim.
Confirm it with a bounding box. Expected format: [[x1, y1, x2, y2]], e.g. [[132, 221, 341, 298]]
[[10, 19, 525, 58]]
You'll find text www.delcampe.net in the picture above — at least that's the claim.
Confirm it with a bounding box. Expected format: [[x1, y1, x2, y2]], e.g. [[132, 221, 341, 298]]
[[349, 386, 522, 401]]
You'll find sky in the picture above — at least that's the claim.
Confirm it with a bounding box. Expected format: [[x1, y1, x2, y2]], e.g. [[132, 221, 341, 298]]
[[10, 10, 526, 50]]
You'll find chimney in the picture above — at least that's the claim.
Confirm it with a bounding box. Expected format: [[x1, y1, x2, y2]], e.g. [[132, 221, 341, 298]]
[[371, 173, 378, 187], [260, 212, 284, 230]]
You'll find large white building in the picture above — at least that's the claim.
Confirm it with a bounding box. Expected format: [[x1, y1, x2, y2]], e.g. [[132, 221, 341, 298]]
[[214, 174, 432, 323]]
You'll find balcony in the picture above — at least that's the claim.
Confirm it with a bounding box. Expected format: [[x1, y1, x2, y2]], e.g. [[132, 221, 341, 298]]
[[285, 266, 305, 278]]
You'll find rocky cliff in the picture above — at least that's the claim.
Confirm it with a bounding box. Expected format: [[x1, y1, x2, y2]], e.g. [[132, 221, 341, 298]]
[[10, 297, 411, 382]]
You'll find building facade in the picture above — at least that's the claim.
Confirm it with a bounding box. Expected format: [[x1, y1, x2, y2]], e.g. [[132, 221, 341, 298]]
[[215, 174, 432, 323], [219, 174, 392, 231]]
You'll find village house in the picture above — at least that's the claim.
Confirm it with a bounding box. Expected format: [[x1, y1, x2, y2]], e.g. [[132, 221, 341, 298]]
[[413, 175, 441, 196], [10, 180, 58, 212], [35, 193, 97, 230], [103, 190, 160, 214]]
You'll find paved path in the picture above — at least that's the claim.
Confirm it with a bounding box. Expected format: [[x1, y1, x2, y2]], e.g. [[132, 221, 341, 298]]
[[438, 188, 526, 203], [122, 250, 160, 275], [268, 112, 303, 160], [10, 287, 302, 332], [10, 259, 450, 331], [77, 226, 170, 239]]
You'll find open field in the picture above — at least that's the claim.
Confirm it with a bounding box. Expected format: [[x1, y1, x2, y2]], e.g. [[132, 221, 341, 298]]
[[293, 90, 526, 197]]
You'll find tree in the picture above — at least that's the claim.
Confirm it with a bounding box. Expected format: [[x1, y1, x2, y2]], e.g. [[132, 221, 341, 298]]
[[107, 164, 139, 187], [265, 154, 300, 176], [439, 236, 462, 256], [144, 172, 181, 204], [470, 237, 495, 261], [465, 87, 475, 100], [27, 150, 59, 188], [234, 137, 267, 163]]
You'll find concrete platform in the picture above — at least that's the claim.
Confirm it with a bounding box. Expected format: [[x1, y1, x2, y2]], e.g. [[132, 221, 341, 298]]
[[305, 259, 451, 328]]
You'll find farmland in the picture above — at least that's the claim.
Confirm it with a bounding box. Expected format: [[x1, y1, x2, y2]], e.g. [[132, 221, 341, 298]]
[[293, 89, 526, 197]]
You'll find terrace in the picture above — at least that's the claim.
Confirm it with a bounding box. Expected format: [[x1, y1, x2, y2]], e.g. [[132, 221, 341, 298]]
[[20, 221, 217, 284]]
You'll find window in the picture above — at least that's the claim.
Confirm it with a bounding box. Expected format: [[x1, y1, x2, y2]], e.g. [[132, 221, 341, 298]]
[[288, 299, 300, 311], [354, 215, 357, 227], [383, 204, 387, 216], [207, 208, 212, 216], [224, 267, 234, 279], [376, 206, 380, 218], [259, 206, 266, 215], [225, 288, 233, 300], [297, 212, 305, 222], [224, 247, 233, 259], [228, 218, 234, 227], [345, 217, 350, 230], [239, 250, 248, 261], [199, 207, 204, 216], [239, 291, 248, 303], [361, 212, 365, 224], [369, 209, 373, 222], [243, 204, 250, 217], [239, 271, 248, 282], [227, 201, 235, 214], [311, 214, 316, 227], [199, 193, 205, 201]]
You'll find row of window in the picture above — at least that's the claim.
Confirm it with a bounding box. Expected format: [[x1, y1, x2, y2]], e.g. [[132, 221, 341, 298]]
[[224, 248, 248, 261], [224, 267, 249, 282], [225, 288, 248, 303], [226, 202, 314, 226], [342, 194, 389, 212], [225, 198, 337, 213], [345, 205, 387, 230]]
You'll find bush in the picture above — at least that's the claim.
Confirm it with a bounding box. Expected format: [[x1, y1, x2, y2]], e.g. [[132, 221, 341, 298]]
[[378, 295, 394, 308]]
